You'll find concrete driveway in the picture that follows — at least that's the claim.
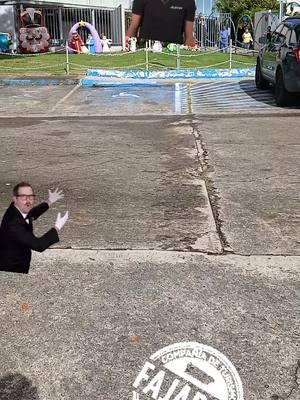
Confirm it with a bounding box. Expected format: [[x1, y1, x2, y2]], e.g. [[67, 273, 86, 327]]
[[0, 81, 299, 400]]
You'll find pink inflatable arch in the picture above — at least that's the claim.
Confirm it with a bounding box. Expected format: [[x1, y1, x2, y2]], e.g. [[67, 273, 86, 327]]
[[68, 21, 102, 53]]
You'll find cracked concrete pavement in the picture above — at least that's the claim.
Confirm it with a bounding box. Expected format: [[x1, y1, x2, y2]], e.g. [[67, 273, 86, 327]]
[[0, 84, 299, 400], [0, 116, 221, 253], [194, 116, 300, 255], [0, 250, 299, 400]]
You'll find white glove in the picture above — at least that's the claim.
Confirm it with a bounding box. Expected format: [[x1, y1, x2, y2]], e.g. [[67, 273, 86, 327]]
[[48, 188, 64, 205], [55, 211, 69, 231]]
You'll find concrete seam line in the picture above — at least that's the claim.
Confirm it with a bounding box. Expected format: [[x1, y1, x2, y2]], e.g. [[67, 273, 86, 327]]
[[0, 113, 194, 119], [2, 112, 300, 119], [187, 82, 192, 114], [190, 122, 232, 253], [50, 83, 81, 112], [47, 248, 300, 257]]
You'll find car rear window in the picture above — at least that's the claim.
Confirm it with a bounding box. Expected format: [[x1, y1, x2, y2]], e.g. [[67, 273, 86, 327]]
[[286, 22, 300, 45], [294, 25, 300, 44]]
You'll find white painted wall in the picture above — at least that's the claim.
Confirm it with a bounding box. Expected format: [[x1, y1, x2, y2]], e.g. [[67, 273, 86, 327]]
[[0, 5, 15, 35], [35, 0, 133, 9]]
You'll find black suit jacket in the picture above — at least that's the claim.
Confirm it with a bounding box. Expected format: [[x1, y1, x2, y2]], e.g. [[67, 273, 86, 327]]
[[0, 202, 59, 274]]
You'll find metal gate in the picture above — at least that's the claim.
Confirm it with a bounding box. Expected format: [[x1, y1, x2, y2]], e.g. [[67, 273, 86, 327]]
[[194, 13, 232, 47]]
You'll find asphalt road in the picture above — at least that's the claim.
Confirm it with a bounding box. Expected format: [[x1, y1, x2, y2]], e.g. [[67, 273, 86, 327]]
[[0, 81, 299, 400]]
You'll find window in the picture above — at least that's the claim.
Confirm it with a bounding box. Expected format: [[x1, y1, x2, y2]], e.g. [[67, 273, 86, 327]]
[[294, 24, 300, 44], [274, 23, 284, 35], [289, 29, 297, 45], [271, 32, 285, 45], [280, 25, 290, 38], [270, 24, 283, 44], [272, 23, 289, 45]]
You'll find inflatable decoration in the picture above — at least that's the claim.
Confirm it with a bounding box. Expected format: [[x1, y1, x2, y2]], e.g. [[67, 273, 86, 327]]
[[19, 8, 50, 53], [69, 31, 87, 54], [167, 43, 177, 52], [0, 33, 11, 52], [86, 34, 95, 54], [68, 21, 102, 53], [242, 15, 249, 25], [152, 41, 162, 53], [128, 37, 137, 52], [101, 35, 112, 53]]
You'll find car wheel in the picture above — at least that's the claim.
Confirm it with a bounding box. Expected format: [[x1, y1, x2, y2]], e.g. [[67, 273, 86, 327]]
[[275, 68, 290, 106], [255, 60, 269, 89]]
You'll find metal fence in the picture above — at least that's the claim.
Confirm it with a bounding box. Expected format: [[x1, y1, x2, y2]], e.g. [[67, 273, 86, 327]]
[[40, 5, 123, 46], [123, 11, 232, 48], [16, 5, 230, 49], [194, 13, 232, 47], [43, 8, 231, 49]]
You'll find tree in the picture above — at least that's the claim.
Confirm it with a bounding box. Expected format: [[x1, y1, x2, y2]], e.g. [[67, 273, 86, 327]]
[[215, 0, 279, 25]]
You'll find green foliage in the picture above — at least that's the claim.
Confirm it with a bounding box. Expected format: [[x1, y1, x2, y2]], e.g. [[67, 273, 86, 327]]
[[215, 0, 279, 23]]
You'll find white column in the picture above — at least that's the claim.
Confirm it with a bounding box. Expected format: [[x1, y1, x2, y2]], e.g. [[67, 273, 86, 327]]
[[279, 0, 283, 21], [58, 7, 63, 41], [91, 9, 95, 27], [121, 4, 126, 50]]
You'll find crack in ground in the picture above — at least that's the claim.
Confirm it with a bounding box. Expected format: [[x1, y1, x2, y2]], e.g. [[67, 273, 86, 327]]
[[190, 121, 231, 253], [51, 247, 300, 257], [271, 360, 300, 400], [54, 246, 221, 254], [285, 360, 300, 399]]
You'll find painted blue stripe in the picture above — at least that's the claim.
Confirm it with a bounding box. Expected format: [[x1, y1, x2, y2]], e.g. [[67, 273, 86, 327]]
[[0, 79, 78, 86], [80, 79, 166, 88], [86, 68, 255, 80]]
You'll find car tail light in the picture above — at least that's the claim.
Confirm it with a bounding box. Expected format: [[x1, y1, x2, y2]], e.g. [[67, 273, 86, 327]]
[[293, 48, 300, 63]]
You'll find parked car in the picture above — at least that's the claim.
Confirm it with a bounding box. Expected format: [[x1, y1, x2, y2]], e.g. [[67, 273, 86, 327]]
[[255, 16, 300, 106]]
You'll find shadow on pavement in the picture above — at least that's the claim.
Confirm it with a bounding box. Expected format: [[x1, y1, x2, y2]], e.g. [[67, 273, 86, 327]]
[[0, 373, 39, 400], [239, 79, 300, 108], [238, 79, 275, 106]]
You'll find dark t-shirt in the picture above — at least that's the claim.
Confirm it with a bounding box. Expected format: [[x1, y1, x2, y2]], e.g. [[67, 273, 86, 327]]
[[132, 0, 196, 44]]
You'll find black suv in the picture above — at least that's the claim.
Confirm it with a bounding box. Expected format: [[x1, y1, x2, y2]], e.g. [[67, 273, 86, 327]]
[[255, 16, 300, 105]]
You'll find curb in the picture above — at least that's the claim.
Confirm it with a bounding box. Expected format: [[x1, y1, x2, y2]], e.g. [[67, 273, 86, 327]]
[[0, 78, 79, 86], [80, 78, 169, 87], [0, 68, 255, 86], [85, 67, 255, 80]]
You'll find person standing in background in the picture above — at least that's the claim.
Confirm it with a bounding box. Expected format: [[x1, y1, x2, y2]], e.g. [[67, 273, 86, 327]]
[[242, 28, 253, 49], [125, 0, 196, 49], [219, 26, 229, 52], [266, 26, 272, 42]]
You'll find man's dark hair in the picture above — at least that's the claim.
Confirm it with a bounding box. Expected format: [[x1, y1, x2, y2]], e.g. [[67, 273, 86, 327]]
[[13, 182, 33, 196]]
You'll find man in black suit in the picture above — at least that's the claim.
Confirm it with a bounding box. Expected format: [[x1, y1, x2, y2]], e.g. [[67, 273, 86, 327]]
[[0, 182, 69, 274]]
